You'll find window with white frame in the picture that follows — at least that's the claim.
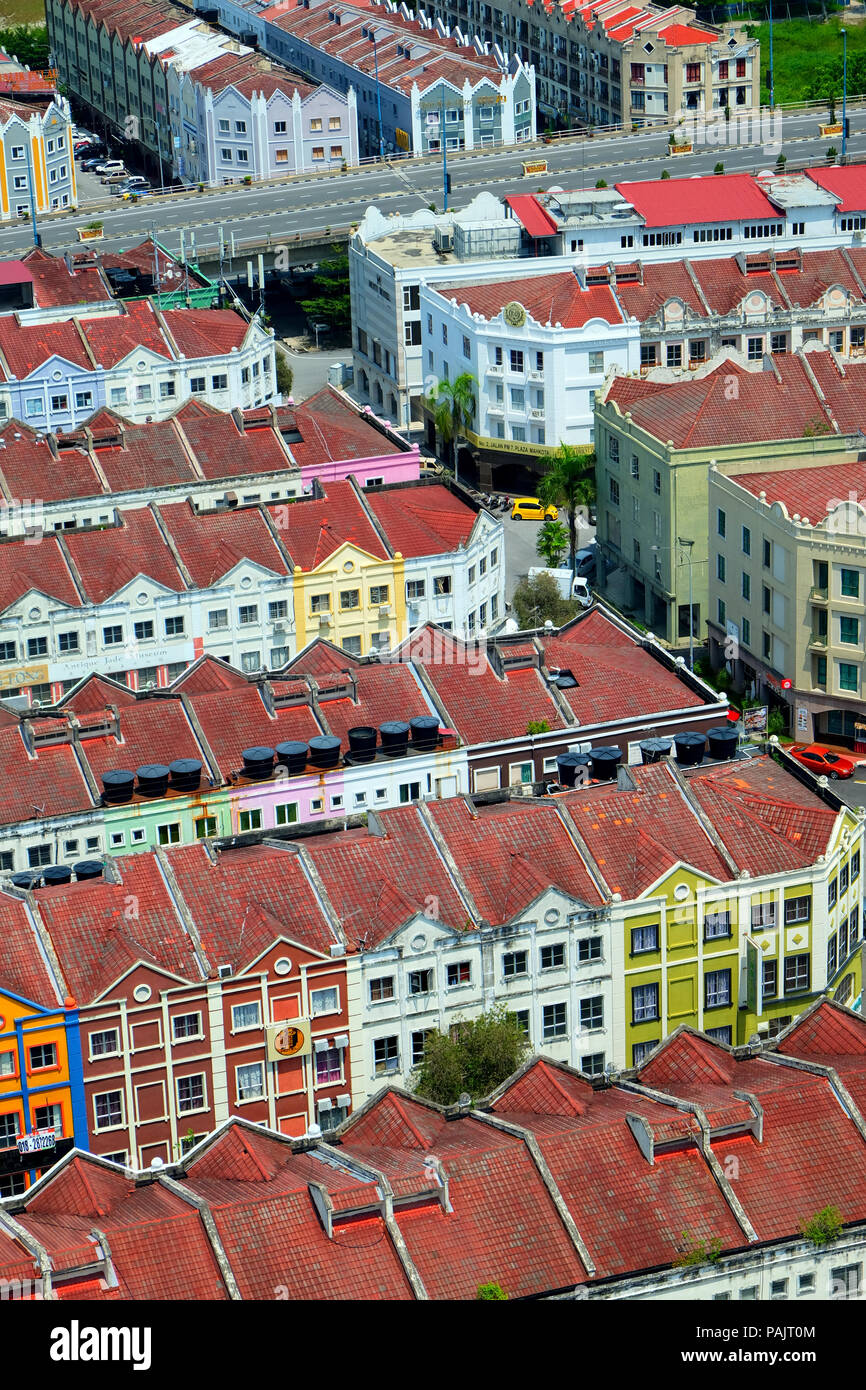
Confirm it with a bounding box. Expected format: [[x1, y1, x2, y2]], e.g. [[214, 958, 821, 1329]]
[[90, 1028, 119, 1058], [315, 1047, 342, 1085], [176, 1074, 206, 1113], [232, 1001, 261, 1031], [310, 986, 339, 1016], [172, 1012, 201, 1042], [94, 1090, 124, 1130], [236, 1062, 265, 1101]]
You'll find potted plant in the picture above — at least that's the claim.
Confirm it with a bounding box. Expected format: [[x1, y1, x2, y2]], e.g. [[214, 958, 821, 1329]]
[[827, 145, 838, 164], [78, 219, 104, 241], [714, 161, 724, 175], [776, 152, 786, 171], [197, 181, 205, 192], [243, 173, 252, 185], [821, 95, 842, 137], [660, 169, 670, 179]]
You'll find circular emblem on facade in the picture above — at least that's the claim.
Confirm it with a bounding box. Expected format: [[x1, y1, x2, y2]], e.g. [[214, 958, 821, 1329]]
[[411, 933, 428, 951], [133, 984, 152, 1002], [272, 1023, 306, 1058], [274, 956, 293, 976], [503, 301, 527, 328], [544, 908, 561, 926], [673, 883, 690, 901]]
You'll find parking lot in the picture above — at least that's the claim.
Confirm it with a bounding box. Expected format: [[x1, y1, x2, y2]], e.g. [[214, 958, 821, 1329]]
[[500, 509, 596, 605]]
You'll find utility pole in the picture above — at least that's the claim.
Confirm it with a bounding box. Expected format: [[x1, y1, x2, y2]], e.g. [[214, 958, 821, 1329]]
[[373, 36, 385, 161], [25, 138, 40, 247], [442, 87, 449, 212], [678, 536, 695, 671], [768, 0, 775, 112]]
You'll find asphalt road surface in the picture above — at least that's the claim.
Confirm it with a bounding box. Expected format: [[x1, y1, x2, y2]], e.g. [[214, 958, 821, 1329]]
[[9, 107, 866, 263]]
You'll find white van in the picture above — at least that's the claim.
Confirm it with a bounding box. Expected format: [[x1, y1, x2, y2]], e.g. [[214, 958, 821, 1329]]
[[528, 567, 592, 608]]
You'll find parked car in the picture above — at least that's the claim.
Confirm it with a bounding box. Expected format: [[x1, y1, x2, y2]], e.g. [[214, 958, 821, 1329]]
[[788, 744, 866, 780], [511, 497, 558, 521], [101, 171, 129, 185], [111, 176, 149, 196], [96, 159, 125, 175], [80, 156, 106, 171], [574, 545, 597, 580]]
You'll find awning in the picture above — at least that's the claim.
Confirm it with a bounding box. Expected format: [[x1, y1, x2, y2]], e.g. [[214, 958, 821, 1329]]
[[505, 194, 558, 238]]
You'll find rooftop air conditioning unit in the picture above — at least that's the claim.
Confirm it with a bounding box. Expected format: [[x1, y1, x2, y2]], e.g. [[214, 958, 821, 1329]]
[[434, 228, 454, 254]]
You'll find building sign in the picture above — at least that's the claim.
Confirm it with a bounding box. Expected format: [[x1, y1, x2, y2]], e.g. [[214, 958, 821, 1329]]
[[17, 1129, 56, 1156], [797, 706, 809, 732], [0, 662, 48, 691], [745, 938, 760, 1014], [463, 427, 593, 459], [266, 1018, 311, 1061], [522, 159, 548, 176], [743, 706, 768, 734], [395, 128, 409, 150]]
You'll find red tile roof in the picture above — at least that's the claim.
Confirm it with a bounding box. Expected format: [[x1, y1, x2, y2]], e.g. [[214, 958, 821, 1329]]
[[314, 663, 436, 742], [0, 316, 92, 378], [157, 499, 290, 588], [0, 889, 61, 1006], [77, 701, 205, 788], [174, 402, 290, 480], [81, 299, 170, 368], [616, 173, 782, 229], [729, 458, 866, 523], [63, 507, 185, 604], [289, 387, 402, 468], [0, 535, 81, 614], [0, 425, 102, 502], [659, 22, 718, 43], [185, 686, 321, 775], [0, 729, 91, 827], [365, 484, 476, 557], [21, 247, 113, 309], [437, 271, 624, 328], [614, 259, 706, 318], [160, 307, 249, 358], [267, 481, 389, 569], [92, 416, 199, 493]]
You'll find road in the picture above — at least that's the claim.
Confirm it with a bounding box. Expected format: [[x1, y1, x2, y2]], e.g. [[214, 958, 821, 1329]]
[[10, 107, 866, 263]]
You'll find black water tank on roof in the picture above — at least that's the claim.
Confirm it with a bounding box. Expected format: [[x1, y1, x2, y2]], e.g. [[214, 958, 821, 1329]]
[[674, 730, 706, 766], [639, 737, 673, 765], [309, 735, 341, 769], [380, 720, 410, 758], [169, 758, 202, 793], [242, 746, 275, 780], [73, 861, 103, 880], [11, 870, 42, 889], [136, 763, 170, 798], [410, 717, 440, 753], [275, 741, 309, 775], [347, 726, 378, 763], [101, 769, 135, 804], [590, 745, 622, 781], [706, 726, 739, 762], [556, 750, 591, 787], [42, 865, 72, 886]]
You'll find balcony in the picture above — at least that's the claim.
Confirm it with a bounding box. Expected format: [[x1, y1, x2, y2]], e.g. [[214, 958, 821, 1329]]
[[528, 369, 544, 382], [529, 407, 545, 419], [486, 363, 504, 376], [808, 630, 828, 649], [487, 405, 504, 417], [809, 585, 828, 603]]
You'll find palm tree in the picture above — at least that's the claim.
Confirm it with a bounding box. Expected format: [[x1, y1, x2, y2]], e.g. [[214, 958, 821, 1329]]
[[538, 442, 595, 575], [426, 372, 476, 482], [536, 517, 569, 568]]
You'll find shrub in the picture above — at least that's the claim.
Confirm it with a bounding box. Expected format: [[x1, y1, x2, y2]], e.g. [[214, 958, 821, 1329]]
[[827, 146, 838, 160], [660, 169, 670, 180], [477, 1282, 508, 1300], [526, 719, 551, 735], [595, 178, 607, 188], [801, 1205, 843, 1246], [673, 1233, 723, 1269], [714, 162, 724, 175]]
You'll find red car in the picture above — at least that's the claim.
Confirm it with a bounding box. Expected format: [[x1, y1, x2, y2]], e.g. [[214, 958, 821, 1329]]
[[789, 744, 866, 780]]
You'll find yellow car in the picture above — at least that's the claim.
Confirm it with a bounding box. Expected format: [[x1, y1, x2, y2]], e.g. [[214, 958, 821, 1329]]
[[511, 497, 558, 521]]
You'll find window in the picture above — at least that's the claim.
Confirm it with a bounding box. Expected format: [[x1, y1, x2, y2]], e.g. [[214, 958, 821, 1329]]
[[94, 1091, 123, 1130], [50, 394, 68, 413], [609, 478, 620, 506], [29, 1042, 57, 1070], [374, 1036, 399, 1075], [581, 1053, 605, 1077], [579, 996, 603, 1030], [589, 351, 604, 374], [840, 662, 859, 693], [705, 968, 731, 1008], [631, 924, 659, 954], [447, 961, 471, 987], [238, 604, 258, 626], [503, 950, 528, 979], [399, 780, 420, 803], [340, 589, 360, 611], [762, 959, 778, 999], [641, 344, 657, 368], [653, 470, 661, 496], [841, 568, 860, 599], [751, 901, 776, 928], [784, 953, 810, 994], [578, 937, 602, 962], [311, 987, 339, 1016], [172, 1013, 201, 1042], [784, 896, 810, 924], [370, 585, 389, 606], [853, 850, 861, 883], [27, 636, 48, 657], [159, 381, 176, 401], [509, 349, 524, 373], [433, 575, 452, 595], [212, 374, 228, 392], [190, 377, 205, 394], [841, 615, 860, 645], [133, 620, 154, 642], [408, 969, 433, 995], [830, 1264, 862, 1300], [239, 809, 263, 833], [0, 641, 14, 660], [158, 823, 180, 846], [275, 803, 299, 826], [314, 1047, 342, 1087], [236, 1063, 264, 1100], [0, 1051, 13, 1077], [407, 579, 426, 601], [704, 910, 731, 940], [666, 344, 682, 368], [717, 554, 726, 584], [176, 1074, 206, 1112], [541, 943, 565, 970], [798, 1273, 815, 1296], [29, 844, 51, 868], [828, 933, 838, 977], [632, 983, 659, 1023], [274, 120, 287, 134], [841, 862, 850, 895], [543, 1002, 567, 1039], [165, 615, 184, 636], [370, 976, 394, 1002], [411, 1030, 432, 1066], [633, 1040, 658, 1067], [89, 1028, 119, 1058], [195, 816, 217, 839], [742, 618, 751, 646], [739, 1287, 759, 1301], [706, 1026, 732, 1045]]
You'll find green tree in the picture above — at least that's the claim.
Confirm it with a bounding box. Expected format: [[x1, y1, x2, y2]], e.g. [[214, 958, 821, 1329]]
[[536, 516, 569, 567], [0, 25, 50, 71], [538, 442, 595, 575], [511, 571, 581, 630], [801, 1205, 843, 1247], [477, 1282, 508, 1300], [275, 349, 293, 398], [413, 1005, 529, 1105], [425, 371, 476, 477], [300, 250, 351, 334]]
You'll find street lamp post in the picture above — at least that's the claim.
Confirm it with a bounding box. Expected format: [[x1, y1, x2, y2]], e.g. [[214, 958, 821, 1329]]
[[768, 0, 775, 112], [842, 27, 848, 161], [24, 140, 40, 248]]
